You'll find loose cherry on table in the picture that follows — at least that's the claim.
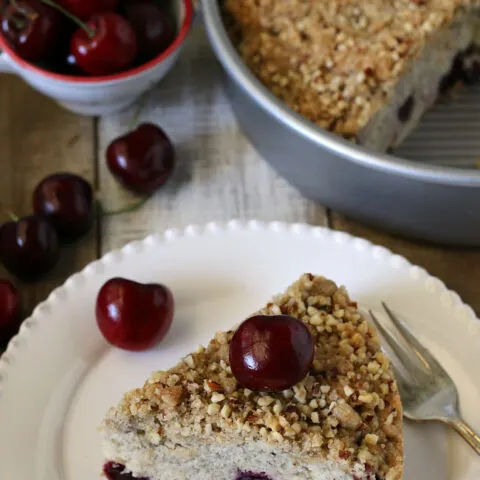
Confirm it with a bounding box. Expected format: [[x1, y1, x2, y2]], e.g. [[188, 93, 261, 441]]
[[33, 173, 94, 242], [106, 123, 175, 195], [122, 0, 176, 63], [0, 215, 59, 282], [96, 278, 174, 351], [1, 0, 63, 62], [0, 280, 21, 347], [58, 0, 118, 21], [69, 11, 137, 76], [229, 315, 314, 392]]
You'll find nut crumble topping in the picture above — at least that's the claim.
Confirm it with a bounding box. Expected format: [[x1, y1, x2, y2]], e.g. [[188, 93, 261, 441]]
[[105, 274, 403, 480], [223, 0, 480, 138]]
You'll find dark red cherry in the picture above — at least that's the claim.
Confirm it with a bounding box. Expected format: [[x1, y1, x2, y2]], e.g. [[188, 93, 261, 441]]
[[33, 173, 94, 242], [461, 45, 480, 85], [106, 123, 175, 194], [0, 216, 59, 282], [103, 462, 149, 480], [0, 280, 21, 346], [122, 0, 176, 62], [229, 315, 314, 392], [0, 0, 63, 62], [96, 278, 174, 351], [58, 0, 118, 21], [70, 12, 137, 76]]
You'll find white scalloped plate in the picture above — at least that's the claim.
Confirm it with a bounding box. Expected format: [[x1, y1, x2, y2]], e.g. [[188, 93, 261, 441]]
[[0, 221, 479, 480]]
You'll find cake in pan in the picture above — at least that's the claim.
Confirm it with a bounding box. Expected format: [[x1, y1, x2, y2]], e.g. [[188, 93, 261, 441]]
[[223, 0, 480, 151]]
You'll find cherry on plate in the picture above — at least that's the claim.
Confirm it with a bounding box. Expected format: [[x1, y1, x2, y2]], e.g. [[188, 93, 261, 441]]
[[122, 0, 176, 62], [33, 173, 94, 242], [0, 215, 59, 282], [0, 280, 21, 346], [70, 12, 137, 76], [58, 0, 118, 21], [229, 315, 314, 392], [96, 278, 174, 351], [1, 0, 63, 62], [106, 123, 175, 194]]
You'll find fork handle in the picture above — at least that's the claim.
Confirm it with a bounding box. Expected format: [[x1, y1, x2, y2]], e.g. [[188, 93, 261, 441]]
[[448, 417, 480, 456]]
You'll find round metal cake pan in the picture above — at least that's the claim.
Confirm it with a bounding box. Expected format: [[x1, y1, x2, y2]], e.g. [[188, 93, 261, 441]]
[[201, 0, 480, 247]]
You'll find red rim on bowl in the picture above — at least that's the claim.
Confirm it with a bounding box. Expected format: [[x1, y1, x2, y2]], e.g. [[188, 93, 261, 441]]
[[0, 0, 194, 83]]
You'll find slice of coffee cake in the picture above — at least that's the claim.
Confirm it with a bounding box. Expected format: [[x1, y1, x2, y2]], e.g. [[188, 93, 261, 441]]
[[223, 0, 480, 151], [101, 274, 404, 480]]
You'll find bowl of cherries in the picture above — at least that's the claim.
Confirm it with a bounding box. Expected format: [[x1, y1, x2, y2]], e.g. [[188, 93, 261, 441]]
[[0, 0, 194, 115]]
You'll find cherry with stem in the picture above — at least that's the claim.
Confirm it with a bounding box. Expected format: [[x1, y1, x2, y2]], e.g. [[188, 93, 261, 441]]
[[39, 0, 94, 35], [38, 0, 137, 76], [106, 91, 176, 195], [100, 94, 155, 215]]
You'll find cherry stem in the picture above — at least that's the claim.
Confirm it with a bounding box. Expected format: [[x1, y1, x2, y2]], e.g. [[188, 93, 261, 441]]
[[7, 211, 19, 222], [98, 195, 152, 217], [0, 204, 19, 222], [40, 0, 95, 37], [127, 90, 150, 132], [10, 15, 26, 29], [10, 0, 38, 21]]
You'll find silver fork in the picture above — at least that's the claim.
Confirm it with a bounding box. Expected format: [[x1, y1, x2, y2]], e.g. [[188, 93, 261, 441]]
[[369, 302, 480, 456]]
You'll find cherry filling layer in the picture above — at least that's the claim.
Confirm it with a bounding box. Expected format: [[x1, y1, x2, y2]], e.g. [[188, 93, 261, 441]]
[[103, 462, 149, 480], [235, 472, 273, 480], [104, 463, 274, 480], [439, 44, 480, 94]]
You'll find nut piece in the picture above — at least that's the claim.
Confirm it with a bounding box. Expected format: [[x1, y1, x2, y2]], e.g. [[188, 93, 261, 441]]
[[207, 403, 221, 415], [160, 386, 184, 406], [333, 403, 362, 430], [257, 396, 275, 407], [205, 380, 223, 392], [221, 404, 232, 418], [364, 433, 379, 446], [211, 393, 225, 403]]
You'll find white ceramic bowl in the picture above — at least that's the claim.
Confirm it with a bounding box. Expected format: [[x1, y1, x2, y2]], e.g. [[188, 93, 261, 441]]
[[0, 0, 194, 116]]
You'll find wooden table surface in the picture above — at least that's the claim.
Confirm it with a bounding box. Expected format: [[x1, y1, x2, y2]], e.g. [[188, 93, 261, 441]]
[[1, 27, 480, 320]]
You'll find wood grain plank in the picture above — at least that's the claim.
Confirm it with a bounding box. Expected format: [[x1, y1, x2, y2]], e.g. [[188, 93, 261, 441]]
[[0, 76, 97, 318], [98, 27, 327, 253], [331, 214, 480, 314]]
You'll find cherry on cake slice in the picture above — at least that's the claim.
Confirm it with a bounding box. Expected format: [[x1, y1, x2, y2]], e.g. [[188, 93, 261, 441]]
[[101, 274, 404, 480]]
